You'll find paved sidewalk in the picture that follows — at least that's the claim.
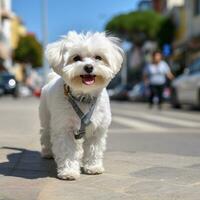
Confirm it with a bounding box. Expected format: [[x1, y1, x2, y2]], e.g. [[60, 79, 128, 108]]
[[1, 98, 200, 200]]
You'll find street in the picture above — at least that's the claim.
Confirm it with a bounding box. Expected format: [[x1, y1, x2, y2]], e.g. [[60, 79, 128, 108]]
[[0, 97, 200, 200]]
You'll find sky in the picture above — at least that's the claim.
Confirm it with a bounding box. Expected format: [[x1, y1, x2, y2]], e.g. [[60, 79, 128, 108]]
[[13, 0, 139, 43]]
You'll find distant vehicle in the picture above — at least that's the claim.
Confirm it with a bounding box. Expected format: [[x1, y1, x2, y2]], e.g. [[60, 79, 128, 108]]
[[128, 82, 149, 102], [33, 87, 41, 97], [108, 84, 132, 101], [171, 58, 200, 108], [0, 72, 18, 97], [128, 82, 171, 102]]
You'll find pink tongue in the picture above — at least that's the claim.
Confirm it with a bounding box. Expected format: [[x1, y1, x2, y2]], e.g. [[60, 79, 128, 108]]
[[82, 75, 95, 85]]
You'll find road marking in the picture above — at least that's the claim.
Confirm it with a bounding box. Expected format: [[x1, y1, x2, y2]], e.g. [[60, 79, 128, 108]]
[[109, 128, 134, 133], [112, 116, 166, 131], [111, 103, 200, 120], [109, 128, 200, 134], [113, 109, 200, 128], [160, 110, 200, 122]]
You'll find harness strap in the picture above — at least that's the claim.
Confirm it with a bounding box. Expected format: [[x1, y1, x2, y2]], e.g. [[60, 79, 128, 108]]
[[67, 92, 85, 119], [64, 84, 97, 139]]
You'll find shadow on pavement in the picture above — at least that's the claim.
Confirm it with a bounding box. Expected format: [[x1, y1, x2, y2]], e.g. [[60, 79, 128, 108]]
[[0, 147, 57, 179]]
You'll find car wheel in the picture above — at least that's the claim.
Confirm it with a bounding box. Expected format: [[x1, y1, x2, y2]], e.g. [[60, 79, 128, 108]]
[[171, 87, 181, 109], [12, 88, 19, 98]]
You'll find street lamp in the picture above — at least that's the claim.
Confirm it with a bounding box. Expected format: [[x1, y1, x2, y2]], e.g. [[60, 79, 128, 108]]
[[42, 0, 49, 83]]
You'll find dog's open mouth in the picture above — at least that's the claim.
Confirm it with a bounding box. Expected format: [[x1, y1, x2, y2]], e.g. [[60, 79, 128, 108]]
[[80, 75, 96, 85]]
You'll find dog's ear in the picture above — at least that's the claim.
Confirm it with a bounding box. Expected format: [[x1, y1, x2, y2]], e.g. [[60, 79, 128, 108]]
[[45, 40, 65, 75], [107, 35, 124, 74]]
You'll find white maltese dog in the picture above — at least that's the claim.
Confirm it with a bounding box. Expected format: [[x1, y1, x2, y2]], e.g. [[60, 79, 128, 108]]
[[39, 31, 123, 180]]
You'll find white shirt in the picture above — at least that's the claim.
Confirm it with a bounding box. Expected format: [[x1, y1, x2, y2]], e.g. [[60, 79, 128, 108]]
[[145, 61, 170, 85]]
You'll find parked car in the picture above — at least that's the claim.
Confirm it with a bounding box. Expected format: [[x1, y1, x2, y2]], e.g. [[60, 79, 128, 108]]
[[108, 84, 132, 101], [171, 58, 200, 108], [0, 72, 18, 97], [128, 82, 149, 102]]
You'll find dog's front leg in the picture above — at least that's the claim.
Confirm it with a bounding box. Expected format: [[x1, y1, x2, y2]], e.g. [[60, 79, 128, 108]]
[[83, 128, 107, 175], [39, 90, 53, 159], [51, 131, 83, 180]]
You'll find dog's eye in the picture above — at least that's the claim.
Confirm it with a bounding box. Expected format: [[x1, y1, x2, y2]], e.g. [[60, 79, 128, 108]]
[[95, 55, 102, 60], [73, 55, 82, 62]]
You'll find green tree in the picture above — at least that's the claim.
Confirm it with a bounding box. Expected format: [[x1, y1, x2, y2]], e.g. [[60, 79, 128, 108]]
[[13, 34, 43, 68], [157, 17, 176, 48], [105, 10, 175, 48]]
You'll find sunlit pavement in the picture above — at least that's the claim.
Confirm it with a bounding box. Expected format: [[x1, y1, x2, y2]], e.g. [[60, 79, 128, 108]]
[[0, 97, 200, 200]]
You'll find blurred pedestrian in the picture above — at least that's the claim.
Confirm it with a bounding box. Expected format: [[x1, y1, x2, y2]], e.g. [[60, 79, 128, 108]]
[[143, 50, 174, 109]]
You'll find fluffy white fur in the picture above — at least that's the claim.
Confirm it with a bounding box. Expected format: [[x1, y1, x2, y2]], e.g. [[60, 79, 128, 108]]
[[39, 31, 123, 180]]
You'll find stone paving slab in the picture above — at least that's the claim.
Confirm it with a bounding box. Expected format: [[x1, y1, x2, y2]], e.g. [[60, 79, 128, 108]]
[[36, 152, 200, 200], [0, 176, 47, 200], [1, 98, 200, 200], [1, 147, 200, 200]]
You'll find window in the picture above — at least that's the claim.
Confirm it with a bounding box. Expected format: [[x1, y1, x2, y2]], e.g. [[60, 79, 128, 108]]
[[138, 0, 153, 11], [194, 0, 200, 16]]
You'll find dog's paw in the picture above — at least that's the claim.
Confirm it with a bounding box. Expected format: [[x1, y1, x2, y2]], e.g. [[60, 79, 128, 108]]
[[41, 147, 53, 159], [83, 165, 104, 175], [57, 169, 80, 180]]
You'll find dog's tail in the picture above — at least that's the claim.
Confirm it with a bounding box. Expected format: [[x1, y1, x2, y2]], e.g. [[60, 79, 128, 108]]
[[47, 71, 60, 83]]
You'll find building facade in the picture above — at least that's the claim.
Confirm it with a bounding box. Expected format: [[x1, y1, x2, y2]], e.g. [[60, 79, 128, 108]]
[[138, 0, 153, 11], [11, 16, 27, 49], [0, 0, 13, 70], [0, 0, 27, 72], [170, 0, 200, 45], [138, 0, 167, 13], [168, 0, 200, 65], [185, 0, 200, 40], [167, 0, 184, 10]]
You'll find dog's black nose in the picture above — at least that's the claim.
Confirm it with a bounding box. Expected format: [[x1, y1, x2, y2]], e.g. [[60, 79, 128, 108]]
[[84, 65, 93, 74]]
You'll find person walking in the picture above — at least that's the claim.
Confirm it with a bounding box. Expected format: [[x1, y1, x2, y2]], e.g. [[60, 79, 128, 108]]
[[143, 50, 174, 109]]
